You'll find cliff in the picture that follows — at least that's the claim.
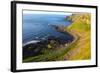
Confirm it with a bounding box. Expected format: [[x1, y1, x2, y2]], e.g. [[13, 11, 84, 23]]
[[62, 13, 91, 60], [66, 13, 91, 31]]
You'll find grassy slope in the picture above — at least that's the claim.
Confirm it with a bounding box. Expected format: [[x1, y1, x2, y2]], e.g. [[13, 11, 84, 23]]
[[63, 13, 91, 60]]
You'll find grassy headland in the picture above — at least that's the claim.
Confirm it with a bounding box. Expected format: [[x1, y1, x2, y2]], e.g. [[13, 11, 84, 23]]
[[63, 13, 91, 60]]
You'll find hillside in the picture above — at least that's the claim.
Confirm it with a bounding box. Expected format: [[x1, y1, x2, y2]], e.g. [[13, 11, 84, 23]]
[[62, 13, 91, 60], [67, 13, 91, 31]]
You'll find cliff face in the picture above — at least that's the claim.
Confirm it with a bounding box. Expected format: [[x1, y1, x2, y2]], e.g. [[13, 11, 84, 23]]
[[66, 13, 91, 31]]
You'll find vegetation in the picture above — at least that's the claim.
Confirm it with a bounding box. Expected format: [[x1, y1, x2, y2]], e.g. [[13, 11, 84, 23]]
[[63, 13, 91, 60]]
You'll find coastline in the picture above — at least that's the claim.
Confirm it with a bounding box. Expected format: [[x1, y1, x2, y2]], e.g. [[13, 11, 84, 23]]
[[23, 25, 78, 62]]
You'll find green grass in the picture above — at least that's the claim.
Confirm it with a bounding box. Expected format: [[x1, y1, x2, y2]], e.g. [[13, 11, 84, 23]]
[[63, 13, 91, 60]]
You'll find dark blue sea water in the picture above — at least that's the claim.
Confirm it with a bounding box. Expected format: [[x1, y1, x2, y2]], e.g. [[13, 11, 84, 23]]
[[23, 14, 73, 46]]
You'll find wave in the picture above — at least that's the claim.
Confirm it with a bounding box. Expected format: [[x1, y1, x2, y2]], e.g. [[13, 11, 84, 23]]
[[23, 40, 40, 47]]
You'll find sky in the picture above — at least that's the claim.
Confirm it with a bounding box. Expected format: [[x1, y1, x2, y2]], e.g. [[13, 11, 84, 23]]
[[23, 10, 72, 16]]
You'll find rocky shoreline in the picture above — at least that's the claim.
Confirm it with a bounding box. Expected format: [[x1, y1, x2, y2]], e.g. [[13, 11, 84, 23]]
[[23, 25, 75, 61]]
